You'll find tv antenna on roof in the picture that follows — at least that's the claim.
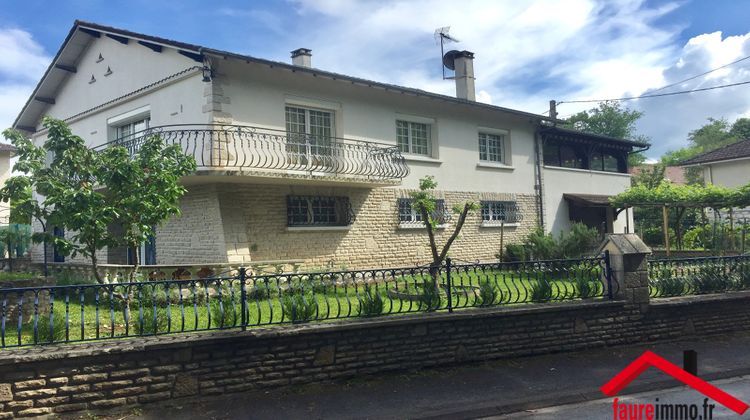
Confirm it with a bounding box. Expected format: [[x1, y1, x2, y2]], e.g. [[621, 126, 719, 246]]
[[434, 26, 460, 79]]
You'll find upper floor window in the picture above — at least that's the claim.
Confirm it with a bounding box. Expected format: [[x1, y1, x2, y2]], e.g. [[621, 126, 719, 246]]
[[397, 120, 431, 156], [287, 195, 352, 227], [285, 106, 334, 157], [398, 198, 447, 227], [478, 132, 506, 163], [481, 201, 521, 224], [543, 142, 585, 169], [116, 117, 150, 140], [590, 150, 624, 173]]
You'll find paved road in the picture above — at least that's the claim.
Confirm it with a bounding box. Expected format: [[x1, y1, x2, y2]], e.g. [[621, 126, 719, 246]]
[[121, 332, 750, 420], [497, 375, 750, 419]]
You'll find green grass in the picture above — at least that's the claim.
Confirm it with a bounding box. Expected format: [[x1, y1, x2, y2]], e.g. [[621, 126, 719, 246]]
[[1, 266, 605, 347]]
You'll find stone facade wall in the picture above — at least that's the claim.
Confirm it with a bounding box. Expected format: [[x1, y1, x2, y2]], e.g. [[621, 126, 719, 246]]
[[154, 182, 539, 270], [154, 184, 228, 265], [2, 292, 750, 417]]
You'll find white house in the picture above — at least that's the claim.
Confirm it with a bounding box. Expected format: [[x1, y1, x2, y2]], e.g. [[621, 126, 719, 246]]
[[12, 21, 644, 270]]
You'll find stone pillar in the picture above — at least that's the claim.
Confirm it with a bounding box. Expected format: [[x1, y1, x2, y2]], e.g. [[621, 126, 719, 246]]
[[599, 233, 652, 313]]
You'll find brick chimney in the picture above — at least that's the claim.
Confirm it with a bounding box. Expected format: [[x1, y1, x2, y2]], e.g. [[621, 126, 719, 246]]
[[453, 50, 475, 101], [291, 48, 312, 68]]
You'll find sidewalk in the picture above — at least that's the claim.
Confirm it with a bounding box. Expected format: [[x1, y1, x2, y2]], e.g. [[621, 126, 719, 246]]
[[131, 332, 750, 420]]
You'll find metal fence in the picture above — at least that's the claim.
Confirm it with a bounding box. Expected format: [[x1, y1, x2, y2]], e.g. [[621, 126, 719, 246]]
[[93, 124, 410, 182], [0, 255, 613, 348], [648, 255, 750, 298]]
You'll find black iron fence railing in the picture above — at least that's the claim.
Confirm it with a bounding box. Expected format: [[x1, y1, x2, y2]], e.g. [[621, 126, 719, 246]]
[[0, 255, 613, 348], [93, 124, 409, 181], [648, 255, 750, 298]]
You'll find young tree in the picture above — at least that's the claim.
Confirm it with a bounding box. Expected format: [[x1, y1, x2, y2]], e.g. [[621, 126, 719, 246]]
[[563, 101, 651, 166], [411, 176, 478, 306], [100, 136, 196, 280]]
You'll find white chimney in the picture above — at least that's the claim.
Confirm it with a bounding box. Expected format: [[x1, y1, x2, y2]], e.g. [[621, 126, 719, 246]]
[[291, 48, 312, 68], [453, 50, 475, 101]]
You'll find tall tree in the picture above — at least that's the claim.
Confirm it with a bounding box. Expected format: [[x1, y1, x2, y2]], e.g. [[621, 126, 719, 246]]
[[729, 117, 750, 140], [100, 135, 196, 280], [563, 101, 650, 166]]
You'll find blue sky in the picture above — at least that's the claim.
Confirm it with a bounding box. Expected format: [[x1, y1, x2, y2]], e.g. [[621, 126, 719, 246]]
[[1, 0, 750, 159]]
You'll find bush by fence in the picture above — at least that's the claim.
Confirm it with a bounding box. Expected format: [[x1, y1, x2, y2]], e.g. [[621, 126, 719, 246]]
[[648, 255, 750, 297]]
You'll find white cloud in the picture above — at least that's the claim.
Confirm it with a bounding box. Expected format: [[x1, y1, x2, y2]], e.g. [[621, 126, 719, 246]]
[[635, 31, 750, 156], [0, 28, 50, 131], [0, 28, 49, 82]]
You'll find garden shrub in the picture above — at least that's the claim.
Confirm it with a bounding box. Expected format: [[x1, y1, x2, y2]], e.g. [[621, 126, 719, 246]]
[[650, 267, 685, 297], [530, 278, 553, 302], [519, 223, 600, 261], [524, 228, 558, 260], [559, 223, 600, 259], [693, 264, 731, 294], [419, 278, 441, 311], [359, 287, 384, 317], [134, 307, 169, 335], [478, 280, 498, 306], [210, 294, 239, 328], [502, 244, 528, 263], [33, 309, 68, 344], [574, 276, 599, 299], [281, 291, 317, 323]]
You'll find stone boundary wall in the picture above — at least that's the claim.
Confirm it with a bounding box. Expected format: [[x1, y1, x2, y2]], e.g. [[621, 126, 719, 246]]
[[2, 292, 750, 417]]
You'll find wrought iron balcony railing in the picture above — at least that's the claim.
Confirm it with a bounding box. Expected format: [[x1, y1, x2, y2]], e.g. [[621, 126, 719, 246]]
[[95, 124, 409, 182]]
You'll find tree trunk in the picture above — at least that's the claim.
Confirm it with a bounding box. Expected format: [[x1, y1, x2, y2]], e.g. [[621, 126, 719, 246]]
[[129, 242, 140, 282], [90, 248, 104, 284]]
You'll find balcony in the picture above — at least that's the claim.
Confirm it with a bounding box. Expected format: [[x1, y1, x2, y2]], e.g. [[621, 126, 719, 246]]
[[95, 124, 409, 185]]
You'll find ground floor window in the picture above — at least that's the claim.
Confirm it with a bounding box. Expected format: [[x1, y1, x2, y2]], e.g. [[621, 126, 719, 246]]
[[398, 198, 447, 227], [481, 201, 521, 223], [287, 195, 353, 227], [127, 234, 156, 265]]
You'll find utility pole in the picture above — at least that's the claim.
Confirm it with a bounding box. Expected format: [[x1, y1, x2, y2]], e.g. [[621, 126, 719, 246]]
[[549, 100, 558, 121]]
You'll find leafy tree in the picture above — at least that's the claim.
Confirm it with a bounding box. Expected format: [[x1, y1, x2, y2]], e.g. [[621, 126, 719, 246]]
[[662, 117, 749, 184], [100, 136, 196, 280], [631, 164, 664, 188], [729, 117, 750, 140], [0, 118, 196, 283], [563, 101, 650, 166], [411, 176, 478, 307]]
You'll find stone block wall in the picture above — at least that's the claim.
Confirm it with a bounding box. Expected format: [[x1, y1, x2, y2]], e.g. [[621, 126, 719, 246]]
[[2, 292, 750, 417], [155, 182, 538, 270]]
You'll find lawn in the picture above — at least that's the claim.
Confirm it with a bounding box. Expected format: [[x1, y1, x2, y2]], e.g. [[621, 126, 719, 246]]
[[1, 263, 607, 347]]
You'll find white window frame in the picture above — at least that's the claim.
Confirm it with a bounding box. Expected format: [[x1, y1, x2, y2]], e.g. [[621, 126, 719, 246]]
[[107, 105, 151, 142], [477, 127, 511, 166], [395, 114, 436, 158], [397, 198, 447, 229]]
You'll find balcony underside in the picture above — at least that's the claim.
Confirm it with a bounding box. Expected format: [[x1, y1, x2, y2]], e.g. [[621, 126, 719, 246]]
[[183, 167, 402, 187]]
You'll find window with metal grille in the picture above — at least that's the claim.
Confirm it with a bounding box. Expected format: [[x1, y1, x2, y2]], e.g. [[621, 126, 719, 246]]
[[398, 198, 447, 226], [481, 201, 521, 223], [396, 120, 431, 156], [287, 195, 353, 227], [478, 132, 505, 163]]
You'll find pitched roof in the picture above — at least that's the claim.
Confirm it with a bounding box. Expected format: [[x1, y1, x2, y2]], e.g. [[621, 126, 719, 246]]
[[540, 126, 650, 149], [629, 165, 687, 185], [680, 139, 750, 166], [14, 20, 559, 132]]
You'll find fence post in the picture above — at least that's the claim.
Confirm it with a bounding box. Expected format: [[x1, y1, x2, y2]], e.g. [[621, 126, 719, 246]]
[[239, 267, 247, 331], [604, 250, 613, 300], [445, 258, 453, 313]]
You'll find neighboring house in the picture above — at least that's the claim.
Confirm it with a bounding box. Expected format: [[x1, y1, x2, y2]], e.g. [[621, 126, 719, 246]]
[[680, 139, 750, 189], [0, 143, 17, 224], [12, 21, 644, 269], [629, 164, 687, 185]]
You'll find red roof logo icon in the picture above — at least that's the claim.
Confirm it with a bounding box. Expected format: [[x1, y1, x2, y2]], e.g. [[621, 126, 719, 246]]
[[601, 350, 749, 415]]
